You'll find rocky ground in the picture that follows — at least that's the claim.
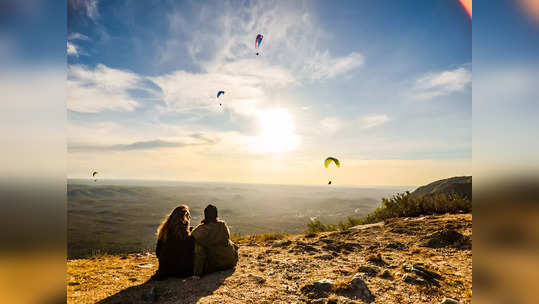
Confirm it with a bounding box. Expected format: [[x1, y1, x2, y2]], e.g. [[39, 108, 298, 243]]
[[67, 213, 471, 304]]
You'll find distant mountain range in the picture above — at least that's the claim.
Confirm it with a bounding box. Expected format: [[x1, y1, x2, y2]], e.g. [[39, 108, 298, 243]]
[[412, 176, 472, 200]]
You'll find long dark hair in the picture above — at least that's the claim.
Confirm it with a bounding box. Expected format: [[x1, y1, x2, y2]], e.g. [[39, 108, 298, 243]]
[[157, 205, 191, 241], [201, 204, 219, 224]]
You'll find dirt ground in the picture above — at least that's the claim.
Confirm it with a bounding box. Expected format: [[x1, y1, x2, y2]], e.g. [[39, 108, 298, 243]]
[[67, 213, 472, 303]]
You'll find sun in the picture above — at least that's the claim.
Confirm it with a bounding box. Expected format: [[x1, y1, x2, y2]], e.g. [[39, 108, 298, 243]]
[[255, 109, 300, 153]]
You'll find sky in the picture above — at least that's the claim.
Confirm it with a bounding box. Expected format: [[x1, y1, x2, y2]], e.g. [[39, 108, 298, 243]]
[[67, 0, 472, 186]]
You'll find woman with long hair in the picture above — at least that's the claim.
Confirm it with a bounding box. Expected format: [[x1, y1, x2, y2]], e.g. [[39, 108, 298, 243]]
[[191, 204, 238, 277], [151, 205, 194, 280]]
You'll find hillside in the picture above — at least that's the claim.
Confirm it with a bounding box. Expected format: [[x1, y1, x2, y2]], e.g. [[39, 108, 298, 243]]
[[411, 176, 472, 200], [67, 213, 472, 304]]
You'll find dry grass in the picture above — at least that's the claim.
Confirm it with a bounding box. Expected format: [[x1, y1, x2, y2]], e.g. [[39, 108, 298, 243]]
[[67, 213, 472, 304], [231, 232, 289, 244]]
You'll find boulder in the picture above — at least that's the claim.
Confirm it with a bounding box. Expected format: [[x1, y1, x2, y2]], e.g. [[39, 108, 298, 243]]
[[441, 297, 459, 304]]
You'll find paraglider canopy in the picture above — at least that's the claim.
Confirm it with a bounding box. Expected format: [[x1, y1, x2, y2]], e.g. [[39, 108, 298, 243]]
[[255, 34, 263, 55], [92, 171, 98, 177], [217, 91, 225, 98], [324, 157, 340, 168]]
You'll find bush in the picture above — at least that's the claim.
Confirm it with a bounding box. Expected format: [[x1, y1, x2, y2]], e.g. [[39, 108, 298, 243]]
[[306, 219, 337, 233], [231, 232, 288, 244], [306, 191, 471, 232]]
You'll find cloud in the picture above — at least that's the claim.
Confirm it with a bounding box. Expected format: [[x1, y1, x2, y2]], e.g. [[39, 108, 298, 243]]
[[150, 59, 296, 115], [69, 133, 218, 152], [68, 64, 147, 112], [68, 32, 90, 41], [359, 114, 390, 129], [67, 42, 79, 57], [159, 1, 364, 81], [69, 0, 99, 21], [303, 51, 364, 80], [411, 66, 471, 100]]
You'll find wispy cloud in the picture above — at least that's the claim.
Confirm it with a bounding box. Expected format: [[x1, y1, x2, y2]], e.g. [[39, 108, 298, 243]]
[[67, 32, 89, 57], [69, 0, 99, 21], [303, 51, 364, 80], [411, 66, 471, 100], [151, 59, 295, 115], [69, 133, 218, 152], [68, 32, 90, 41], [68, 64, 149, 112], [359, 114, 390, 129]]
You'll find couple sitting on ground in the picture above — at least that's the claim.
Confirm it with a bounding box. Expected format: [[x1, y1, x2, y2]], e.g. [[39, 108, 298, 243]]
[[152, 204, 239, 280]]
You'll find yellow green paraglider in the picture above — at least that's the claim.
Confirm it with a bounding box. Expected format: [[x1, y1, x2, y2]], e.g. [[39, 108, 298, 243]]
[[92, 171, 98, 182], [324, 157, 340, 185], [324, 157, 340, 168]]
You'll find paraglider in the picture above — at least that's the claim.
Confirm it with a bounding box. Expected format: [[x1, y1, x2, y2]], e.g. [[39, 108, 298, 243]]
[[217, 90, 225, 106], [324, 157, 340, 185], [255, 34, 263, 56], [92, 171, 98, 182], [324, 157, 340, 168]]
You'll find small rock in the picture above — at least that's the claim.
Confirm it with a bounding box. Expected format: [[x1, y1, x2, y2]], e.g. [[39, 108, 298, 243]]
[[315, 254, 334, 260], [272, 240, 292, 247], [379, 269, 393, 280], [248, 274, 266, 284], [421, 229, 471, 249], [366, 253, 386, 266], [338, 274, 375, 303], [310, 299, 327, 304], [301, 279, 334, 299], [313, 279, 334, 292], [402, 274, 426, 285], [385, 242, 407, 251], [357, 265, 380, 276], [441, 297, 459, 304], [402, 263, 442, 286]]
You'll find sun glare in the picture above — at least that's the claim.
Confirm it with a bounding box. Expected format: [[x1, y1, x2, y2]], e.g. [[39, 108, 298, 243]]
[[255, 109, 299, 153]]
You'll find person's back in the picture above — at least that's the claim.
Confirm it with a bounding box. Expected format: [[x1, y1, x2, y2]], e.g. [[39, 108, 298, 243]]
[[156, 233, 194, 277], [192, 205, 238, 276], [152, 205, 195, 280]]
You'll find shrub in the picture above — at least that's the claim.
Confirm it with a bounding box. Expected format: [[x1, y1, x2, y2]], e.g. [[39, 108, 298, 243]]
[[231, 232, 288, 244], [306, 191, 471, 232], [306, 219, 336, 233]]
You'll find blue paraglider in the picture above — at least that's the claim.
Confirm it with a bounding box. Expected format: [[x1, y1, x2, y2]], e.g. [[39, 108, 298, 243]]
[[217, 91, 225, 106]]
